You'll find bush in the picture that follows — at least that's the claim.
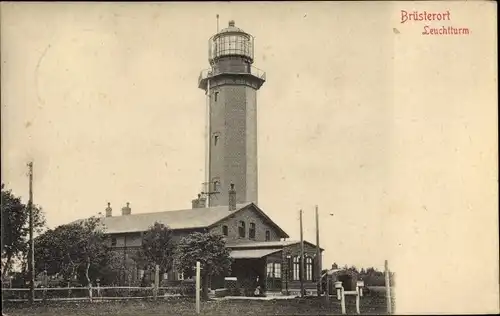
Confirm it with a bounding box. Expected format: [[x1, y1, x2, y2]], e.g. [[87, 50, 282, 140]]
[[179, 280, 196, 296]]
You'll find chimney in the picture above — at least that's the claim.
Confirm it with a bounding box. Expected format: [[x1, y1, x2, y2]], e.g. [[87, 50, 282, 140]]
[[121, 202, 131, 215], [199, 195, 207, 208], [105, 202, 112, 217], [192, 194, 207, 209], [228, 183, 236, 211]]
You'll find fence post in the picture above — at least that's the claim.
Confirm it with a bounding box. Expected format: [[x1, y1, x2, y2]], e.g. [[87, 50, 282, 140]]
[[88, 283, 93, 302], [335, 281, 342, 300], [355, 287, 360, 314], [96, 280, 101, 299], [340, 287, 346, 315], [154, 264, 159, 300]]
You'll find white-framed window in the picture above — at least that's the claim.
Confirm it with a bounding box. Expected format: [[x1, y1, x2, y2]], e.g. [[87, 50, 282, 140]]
[[305, 257, 313, 281], [274, 263, 281, 278], [163, 273, 168, 280], [292, 256, 300, 281], [266, 262, 273, 277], [267, 262, 282, 278]]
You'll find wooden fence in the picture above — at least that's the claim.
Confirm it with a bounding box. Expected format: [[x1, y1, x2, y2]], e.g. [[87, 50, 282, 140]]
[[2, 284, 195, 303]]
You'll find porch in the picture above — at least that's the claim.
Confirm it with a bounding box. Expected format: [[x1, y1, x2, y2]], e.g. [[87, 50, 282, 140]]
[[210, 246, 321, 296]]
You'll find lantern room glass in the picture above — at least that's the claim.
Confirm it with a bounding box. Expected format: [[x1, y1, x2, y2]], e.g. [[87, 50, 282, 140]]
[[209, 33, 254, 62]]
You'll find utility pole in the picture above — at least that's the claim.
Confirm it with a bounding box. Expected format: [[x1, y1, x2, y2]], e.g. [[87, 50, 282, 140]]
[[385, 260, 392, 314], [299, 209, 305, 297], [315, 205, 321, 297], [27, 161, 35, 304]]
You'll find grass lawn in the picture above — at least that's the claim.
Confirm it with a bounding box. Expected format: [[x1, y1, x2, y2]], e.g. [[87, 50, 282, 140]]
[[3, 295, 391, 316]]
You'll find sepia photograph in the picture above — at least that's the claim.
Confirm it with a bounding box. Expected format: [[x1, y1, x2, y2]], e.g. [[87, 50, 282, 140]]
[[1, 2, 498, 315]]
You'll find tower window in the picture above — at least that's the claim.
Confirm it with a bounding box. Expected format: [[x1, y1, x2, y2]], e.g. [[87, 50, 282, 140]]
[[238, 221, 246, 238], [213, 133, 220, 146], [265, 230, 270, 241], [212, 179, 220, 193], [214, 92, 219, 102], [249, 223, 256, 239], [222, 225, 228, 236]]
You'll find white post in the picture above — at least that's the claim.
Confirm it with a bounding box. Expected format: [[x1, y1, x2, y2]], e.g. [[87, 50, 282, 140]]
[[357, 280, 364, 297], [335, 281, 342, 300], [355, 288, 360, 314], [89, 283, 93, 302], [340, 287, 345, 315], [97, 280, 101, 298], [340, 287, 346, 315], [196, 261, 201, 315], [385, 260, 392, 315], [154, 264, 160, 300]]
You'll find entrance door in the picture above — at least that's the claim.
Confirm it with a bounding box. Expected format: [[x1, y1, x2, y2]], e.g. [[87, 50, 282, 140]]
[[266, 262, 282, 291]]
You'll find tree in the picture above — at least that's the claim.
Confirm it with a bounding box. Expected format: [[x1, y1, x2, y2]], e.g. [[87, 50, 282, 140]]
[[174, 232, 233, 300], [33, 217, 114, 286], [1, 184, 45, 278], [138, 222, 175, 276]]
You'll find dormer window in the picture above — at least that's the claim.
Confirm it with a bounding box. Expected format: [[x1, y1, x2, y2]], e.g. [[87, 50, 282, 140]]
[[265, 230, 270, 241], [238, 221, 246, 238], [222, 225, 228, 236]]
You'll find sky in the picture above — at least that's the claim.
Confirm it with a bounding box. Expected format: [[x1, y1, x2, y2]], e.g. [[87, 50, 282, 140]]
[[1, 2, 498, 313]]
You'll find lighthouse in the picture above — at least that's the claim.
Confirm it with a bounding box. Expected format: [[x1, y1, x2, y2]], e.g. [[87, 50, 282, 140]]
[[198, 20, 266, 207]]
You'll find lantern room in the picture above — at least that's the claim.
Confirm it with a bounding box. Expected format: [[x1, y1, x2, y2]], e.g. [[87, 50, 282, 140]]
[[208, 20, 255, 65]]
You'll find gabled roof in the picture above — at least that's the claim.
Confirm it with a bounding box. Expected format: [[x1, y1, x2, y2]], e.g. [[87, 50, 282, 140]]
[[209, 203, 289, 238], [71, 202, 289, 238]]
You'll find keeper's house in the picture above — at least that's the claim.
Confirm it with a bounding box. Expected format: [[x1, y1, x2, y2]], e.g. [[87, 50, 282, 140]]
[[88, 190, 323, 296]]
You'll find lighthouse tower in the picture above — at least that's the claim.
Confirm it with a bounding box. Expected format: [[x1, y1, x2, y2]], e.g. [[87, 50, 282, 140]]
[[198, 20, 266, 207]]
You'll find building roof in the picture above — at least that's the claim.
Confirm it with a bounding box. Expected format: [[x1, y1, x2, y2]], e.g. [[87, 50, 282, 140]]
[[72, 202, 289, 238], [227, 240, 324, 251], [230, 248, 281, 259]]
